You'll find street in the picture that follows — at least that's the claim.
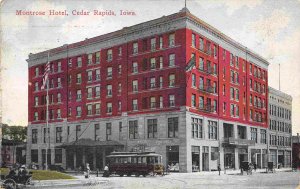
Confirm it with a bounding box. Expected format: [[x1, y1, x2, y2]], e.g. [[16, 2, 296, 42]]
[[56, 171, 300, 189]]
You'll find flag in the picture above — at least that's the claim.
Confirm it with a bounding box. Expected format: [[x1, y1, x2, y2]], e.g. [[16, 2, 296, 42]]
[[41, 52, 50, 90], [185, 56, 196, 72]]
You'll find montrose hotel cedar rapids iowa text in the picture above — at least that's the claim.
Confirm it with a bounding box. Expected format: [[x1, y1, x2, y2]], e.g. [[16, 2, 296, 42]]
[[25, 8, 274, 172], [16, 9, 136, 16]]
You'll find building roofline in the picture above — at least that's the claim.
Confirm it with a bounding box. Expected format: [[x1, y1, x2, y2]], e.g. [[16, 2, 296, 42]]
[[27, 8, 270, 67], [268, 86, 293, 100]]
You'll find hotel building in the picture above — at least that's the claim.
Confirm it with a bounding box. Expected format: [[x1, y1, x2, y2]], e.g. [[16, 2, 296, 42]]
[[26, 8, 269, 172]]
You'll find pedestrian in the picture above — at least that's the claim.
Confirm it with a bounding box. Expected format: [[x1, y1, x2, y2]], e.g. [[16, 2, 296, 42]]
[[253, 163, 257, 172], [85, 163, 90, 178], [103, 164, 110, 177], [218, 164, 221, 176]]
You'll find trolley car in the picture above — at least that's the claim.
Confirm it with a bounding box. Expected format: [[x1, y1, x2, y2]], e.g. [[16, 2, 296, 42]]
[[106, 151, 164, 177]]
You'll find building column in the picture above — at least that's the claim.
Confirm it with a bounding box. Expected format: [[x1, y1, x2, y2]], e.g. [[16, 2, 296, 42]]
[[233, 124, 238, 139], [208, 146, 211, 171], [102, 148, 106, 169], [234, 148, 239, 170], [93, 148, 97, 170], [82, 148, 86, 166], [219, 146, 224, 170], [73, 150, 77, 169], [51, 148, 55, 165], [276, 149, 278, 168], [38, 148, 42, 169], [260, 150, 263, 169], [62, 149, 66, 169], [199, 147, 203, 171]]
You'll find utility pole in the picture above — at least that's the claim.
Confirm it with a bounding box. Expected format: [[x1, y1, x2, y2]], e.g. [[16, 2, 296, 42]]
[[279, 63, 281, 91]]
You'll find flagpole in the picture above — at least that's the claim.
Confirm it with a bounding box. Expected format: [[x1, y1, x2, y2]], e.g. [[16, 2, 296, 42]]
[[45, 52, 50, 170]]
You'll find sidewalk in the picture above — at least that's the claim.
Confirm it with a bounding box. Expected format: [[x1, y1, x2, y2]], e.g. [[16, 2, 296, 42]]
[[28, 175, 108, 188]]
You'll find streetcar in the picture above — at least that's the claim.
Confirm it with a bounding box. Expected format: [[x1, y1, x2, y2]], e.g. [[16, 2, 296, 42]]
[[106, 151, 164, 177]]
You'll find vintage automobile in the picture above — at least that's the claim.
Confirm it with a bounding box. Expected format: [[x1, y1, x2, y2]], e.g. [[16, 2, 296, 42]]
[[106, 151, 164, 177], [1, 169, 33, 189]]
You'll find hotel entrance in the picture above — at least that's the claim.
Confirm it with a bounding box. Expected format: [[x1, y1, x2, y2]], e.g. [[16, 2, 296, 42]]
[[224, 148, 235, 169]]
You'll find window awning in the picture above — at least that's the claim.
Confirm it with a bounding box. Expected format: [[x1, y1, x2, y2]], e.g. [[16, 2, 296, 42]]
[[58, 138, 124, 148]]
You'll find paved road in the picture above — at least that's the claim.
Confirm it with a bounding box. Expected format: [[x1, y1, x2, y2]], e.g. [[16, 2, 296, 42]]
[[47, 171, 300, 189]]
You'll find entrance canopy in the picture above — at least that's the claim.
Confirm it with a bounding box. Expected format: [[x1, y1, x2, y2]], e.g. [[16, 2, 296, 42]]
[[58, 138, 124, 148]]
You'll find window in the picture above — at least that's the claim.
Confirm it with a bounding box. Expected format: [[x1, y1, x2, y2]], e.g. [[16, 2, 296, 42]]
[[230, 53, 233, 66], [132, 99, 138, 111], [118, 101, 121, 112], [213, 100, 217, 112], [235, 56, 239, 68], [50, 79, 54, 88], [107, 67, 112, 78], [249, 64, 252, 74], [199, 77, 204, 90], [223, 49, 226, 60], [192, 33, 196, 47], [159, 56, 163, 69], [191, 117, 203, 139], [75, 125, 81, 140], [88, 54, 93, 65], [213, 45, 217, 57], [133, 42, 138, 54], [106, 123, 112, 141], [34, 96, 39, 106], [87, 104, 92, 115], [236, 72, 239, 84], [132, 80, 138, 92], [31, 150, 38, 163], [32, 129, 38, 144], [150, 97, 156, 108], [118, 83, 122, 94], [169, 74, 175, 87], [159, 76, 163, 88], [76, 90, 82, 100], [68, 108, 71, 116], [230, 70, 234, 83], [118, 65, 122, 75], [199, 57, 204, 70], [191, 94, 196, 107], [68, 58, 72, 67], [168, 117, 178, 138], [260, 129, 266, 144], [87, 71, 92, 82], [35, 67, 39, 76], [235, 89, 239, 101], [56, 127, 62, 143], [251, 128, 257, 143], [236, 105, 239, 117], [34, 82, 39, 91], [230, 88, 234, 99], [159, 36, 163, 49], [206, 41, 211, 55], [230, 104, 234, 117], [169, 54, 175, 67], [106, 85, 112, 97], [96, 52, 100, 64], [223, 102, 226, 113], [87, 88, 92, 98], [133, 62, 138, 73], [199, 96, 204, 109], [77, 57, 82, 67], [107, 102, 112, 113], [107, 49, 113, 61], [151, 38, 156, 50], [169, 33, 175, 46], [43, 128, 49, 143], [95, 103, 100, 115], [192, 74, 196, 87], [169, 94, 175, 107], [76, 106, 82, 117], [199, 37, 204, 51], [57, 109, 61, 119], [150, 58, 156, 69], [129, 120, 138, 139], [34, 112, 38, 121], [208, 121, 217, 140], [150, 77, 156, 88], [222, 85, 225, 96], [159, 96, 163, 108], [147, 119, 157, 138], [55, 149, 62, 163], [76, 73, 82, 84], [118, 47, 122, 56]]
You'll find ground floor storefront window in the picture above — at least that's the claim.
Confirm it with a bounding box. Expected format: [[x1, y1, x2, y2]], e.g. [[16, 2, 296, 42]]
[[224, 148, 235, 169], [278, 150, 284, 168], [270, 150, 277, 167], [202, 146, 209, 171], [285, 151, 291, 167], [238, 148, 248, 169], [211, 147, 219, 171], [167, 145, 179, 171], [192, 146, 200, 172]]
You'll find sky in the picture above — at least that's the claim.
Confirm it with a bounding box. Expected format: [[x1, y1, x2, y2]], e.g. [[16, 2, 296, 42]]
[[1, 0, 300, 134]]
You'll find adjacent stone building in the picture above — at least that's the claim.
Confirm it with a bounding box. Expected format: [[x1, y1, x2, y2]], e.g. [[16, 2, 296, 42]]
[[268, 87, 292, 168]]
